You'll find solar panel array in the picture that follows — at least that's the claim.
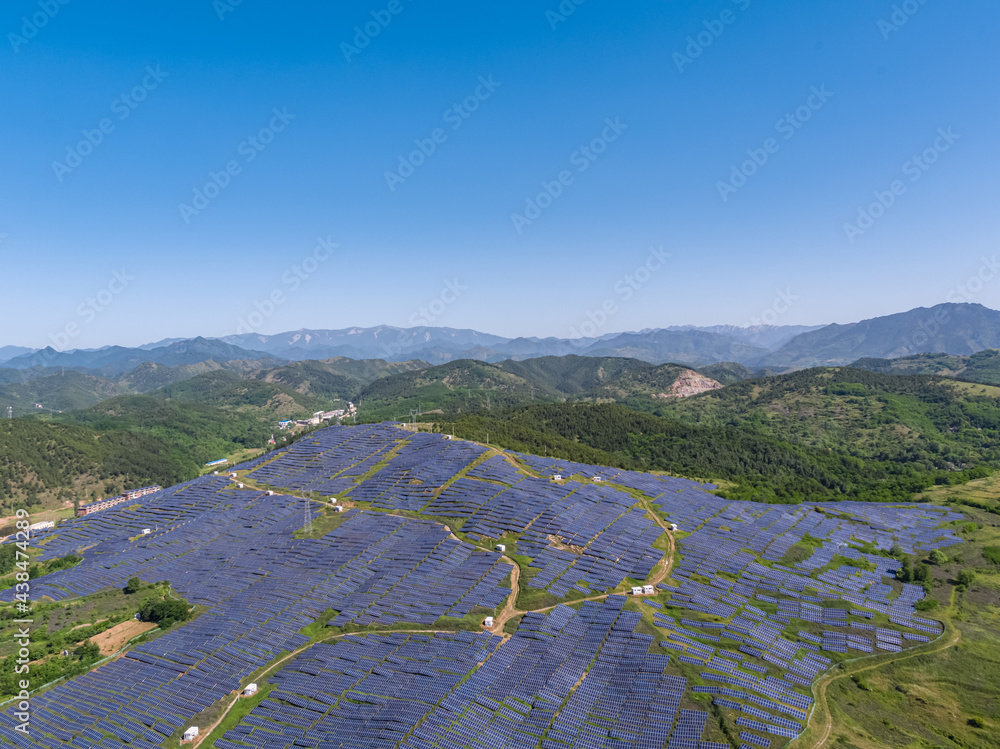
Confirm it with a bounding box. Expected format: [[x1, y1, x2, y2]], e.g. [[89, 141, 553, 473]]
[[0, 422, 964, 749]]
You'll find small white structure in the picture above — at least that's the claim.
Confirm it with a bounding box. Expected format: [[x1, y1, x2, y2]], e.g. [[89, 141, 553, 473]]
[[237, 483, 244, 489], [141, 529, 151, 535], [183, 726, 199, 741], [484, 616, 494, 628], [266, 490, 275, 496], [333, 505, 345, 513], [643, 585, 655, 595], [244, 683, 258, 696], [495, 544, 506, 553], [28, 520, 55, 531], [552, 475, 563, 481], [231, 473, 238, 478], [669, 523, 679, 532], [631, 586, 644, 596], [592, 476, 604, 483]]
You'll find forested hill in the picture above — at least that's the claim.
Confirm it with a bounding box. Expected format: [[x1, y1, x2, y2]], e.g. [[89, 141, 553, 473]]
[[0, 397, 278, 512], [439, 368, 1000, 504]]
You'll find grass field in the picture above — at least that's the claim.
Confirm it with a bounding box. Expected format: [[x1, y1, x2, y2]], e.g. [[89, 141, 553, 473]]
[[789, 491, 1000, 749]]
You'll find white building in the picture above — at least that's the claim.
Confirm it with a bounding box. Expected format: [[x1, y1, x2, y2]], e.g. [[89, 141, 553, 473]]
[[484, 616, 494, 628], [244, 683, 258, 696], [28, 520, 55, 531], [183, 727, 199, 741], [552, 475, 563, 481], [495, 544, 506, 553], [141, 529, 151, 535], [670, 523, 679, 532], [643, 585, 655, 595], [593, 476, 603, 483], [237, 483, 244, 489], [333, 505, 345, 513]]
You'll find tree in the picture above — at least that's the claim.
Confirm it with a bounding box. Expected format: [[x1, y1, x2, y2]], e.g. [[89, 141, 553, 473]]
[[897, 557, 913, 583], [138, 597, 191, 629], [74, 641, 100, 661], [928, 549, 947, 565], [957, 569, 976, 588], [913, 564, 931, 584], [123, 577, 142, 595]]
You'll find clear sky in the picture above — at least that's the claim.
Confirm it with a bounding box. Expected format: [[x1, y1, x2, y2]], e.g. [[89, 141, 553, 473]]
[[2, 0, 997, 349]]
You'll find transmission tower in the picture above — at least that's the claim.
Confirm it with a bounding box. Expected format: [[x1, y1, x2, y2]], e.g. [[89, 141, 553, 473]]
[[6, 406, 11, 419], [303, 494, 313, 533]]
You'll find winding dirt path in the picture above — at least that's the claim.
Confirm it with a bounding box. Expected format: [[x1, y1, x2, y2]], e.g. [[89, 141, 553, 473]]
[[792, 621, 961, 749], [488, 492, 677, 636], [191, 629, 458, 748]]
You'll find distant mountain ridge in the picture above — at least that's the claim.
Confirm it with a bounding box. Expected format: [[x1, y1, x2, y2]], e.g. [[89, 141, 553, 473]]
[[6, 303, 1000, 372]]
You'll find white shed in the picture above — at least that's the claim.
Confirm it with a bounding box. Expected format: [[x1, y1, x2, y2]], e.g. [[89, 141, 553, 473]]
[[643, 585, 655, 595], [484, 616, 494, 628], [333, 505, 345, 513], [670, 523, 679, 532], [266, 490, 275, 496], [141, 529, 151, 535], [593, 476, 603, 483], [244, 683, 258, 696], [237, 483, 244, 489], [183, 726, 199, 741], [552, 475, 563, 481], [631, 586, 644, 596], [495, 544, 506, 553]]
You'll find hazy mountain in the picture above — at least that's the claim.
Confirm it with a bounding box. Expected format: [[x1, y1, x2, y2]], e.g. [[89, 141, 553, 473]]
[[666, 324, 825, 351], [0, 346, 35, 364], [2, 337, 282, 376], [760, 304, 1000, 368], [582, 329, 770, 366]]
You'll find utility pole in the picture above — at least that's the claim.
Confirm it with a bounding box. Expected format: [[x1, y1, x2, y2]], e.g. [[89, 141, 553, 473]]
[[303, 494, 313, 534]]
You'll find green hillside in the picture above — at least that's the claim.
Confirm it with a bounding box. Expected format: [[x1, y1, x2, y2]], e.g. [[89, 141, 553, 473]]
[[155, 370, 331, 417], [256, 357, 428, 400], [494, 356, 649, 394], [440, 366, 1000, 503], [357, 359, 562, 421], [0, 396, 275, 511], [852, 349, 1000, 385]]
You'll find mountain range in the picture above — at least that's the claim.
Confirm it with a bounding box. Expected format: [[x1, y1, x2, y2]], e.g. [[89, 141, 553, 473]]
[[4, 303, 1000, 375]]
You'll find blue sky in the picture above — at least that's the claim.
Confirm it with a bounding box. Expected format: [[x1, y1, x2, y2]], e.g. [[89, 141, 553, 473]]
[[1, 0, 997, 349]]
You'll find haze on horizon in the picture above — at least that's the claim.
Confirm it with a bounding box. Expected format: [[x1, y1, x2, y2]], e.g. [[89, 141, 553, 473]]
[[2, 0, 997, 350]]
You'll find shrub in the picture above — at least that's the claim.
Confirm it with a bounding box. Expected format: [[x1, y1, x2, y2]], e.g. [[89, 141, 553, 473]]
[[123, 576, 142, 595], [138, 597, 191, 629]]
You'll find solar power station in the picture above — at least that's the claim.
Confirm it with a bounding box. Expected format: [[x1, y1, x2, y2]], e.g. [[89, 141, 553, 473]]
[[0, 423, 963, 749]]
